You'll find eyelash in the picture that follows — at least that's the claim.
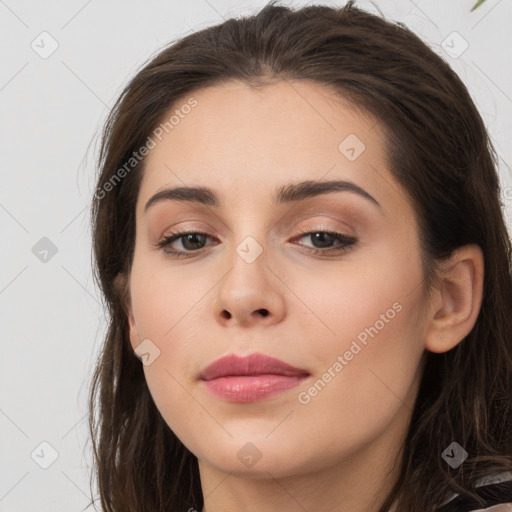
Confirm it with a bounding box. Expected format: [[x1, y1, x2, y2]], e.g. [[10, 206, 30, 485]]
[[156, 227, 357, 259]]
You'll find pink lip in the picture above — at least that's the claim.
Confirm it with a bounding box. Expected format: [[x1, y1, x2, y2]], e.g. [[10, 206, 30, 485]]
[[199, 353, 310, 403]]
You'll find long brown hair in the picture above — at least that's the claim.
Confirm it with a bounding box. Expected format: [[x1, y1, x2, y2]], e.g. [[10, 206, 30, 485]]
[[86, 1, 512, 511]]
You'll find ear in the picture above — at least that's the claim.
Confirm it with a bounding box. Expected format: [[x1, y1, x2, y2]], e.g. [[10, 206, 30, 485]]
[[127, 303, 140, 352], [113, 272, 140, 351], [424, 244, 484, 353]]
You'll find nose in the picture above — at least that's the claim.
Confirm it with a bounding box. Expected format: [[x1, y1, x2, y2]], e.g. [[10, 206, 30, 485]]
[[211, 239, 286, 328]]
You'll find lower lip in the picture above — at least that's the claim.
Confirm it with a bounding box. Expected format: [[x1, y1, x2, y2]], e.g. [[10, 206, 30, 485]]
[[201, 374, 309, 402]]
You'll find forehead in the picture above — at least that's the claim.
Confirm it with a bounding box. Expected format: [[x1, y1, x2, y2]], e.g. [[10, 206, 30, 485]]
[[137, 79, 395, 213]]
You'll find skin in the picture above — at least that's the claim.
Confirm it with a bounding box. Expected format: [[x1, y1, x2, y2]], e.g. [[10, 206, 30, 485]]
[[124, 80, 484, 512]]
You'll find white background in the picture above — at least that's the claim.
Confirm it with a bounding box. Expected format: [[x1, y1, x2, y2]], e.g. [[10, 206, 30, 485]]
[[1, 0, 511, 510]]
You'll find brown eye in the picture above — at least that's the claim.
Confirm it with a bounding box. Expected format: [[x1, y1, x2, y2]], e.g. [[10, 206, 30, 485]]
[[156, 230, 216, 258], [292, 230, 357, 255]]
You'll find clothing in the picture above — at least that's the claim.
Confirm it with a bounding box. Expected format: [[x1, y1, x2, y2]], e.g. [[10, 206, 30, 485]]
[[388, 471, 512, 511], [436, 471, 512, 512]]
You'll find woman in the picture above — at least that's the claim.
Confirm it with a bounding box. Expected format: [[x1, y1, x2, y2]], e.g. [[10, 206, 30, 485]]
[[87, 1, 512, 511]]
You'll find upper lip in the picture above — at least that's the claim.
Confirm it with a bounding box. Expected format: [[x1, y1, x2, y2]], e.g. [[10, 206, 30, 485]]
[[200, 353, 310, 381]]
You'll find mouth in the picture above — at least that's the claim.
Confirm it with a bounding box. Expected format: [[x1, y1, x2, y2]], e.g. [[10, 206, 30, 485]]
[[199, 353, 311, 403]]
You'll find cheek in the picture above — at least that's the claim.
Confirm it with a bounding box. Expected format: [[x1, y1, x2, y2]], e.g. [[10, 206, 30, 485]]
[[129, 251, 206, 344], [128, 259, 199, 413], [293, 235, 423, 355], [293, 292, 425, 452], [129, 257, 212, 442], [290, 238, 426, 412], [132, 290, 208, 455]]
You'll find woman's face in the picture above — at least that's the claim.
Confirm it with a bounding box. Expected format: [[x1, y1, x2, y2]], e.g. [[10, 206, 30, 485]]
[[126, 80, 429, 481]]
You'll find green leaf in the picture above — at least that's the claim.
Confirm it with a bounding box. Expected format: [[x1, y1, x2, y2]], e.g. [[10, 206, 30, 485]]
[[471, 0, 487, 11]]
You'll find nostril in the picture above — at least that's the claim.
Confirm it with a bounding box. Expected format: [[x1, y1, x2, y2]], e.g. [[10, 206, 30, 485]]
[[257, 309, 269, 317]]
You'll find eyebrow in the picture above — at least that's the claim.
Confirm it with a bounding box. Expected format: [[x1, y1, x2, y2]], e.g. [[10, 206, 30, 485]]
[[144, 179, 381, 213]]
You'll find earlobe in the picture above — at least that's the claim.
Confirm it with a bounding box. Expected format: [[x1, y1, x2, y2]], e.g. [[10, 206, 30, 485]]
[[113, 272, 139, 351], [424, 244, 484, 354], [127, 305, 140, 352]]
